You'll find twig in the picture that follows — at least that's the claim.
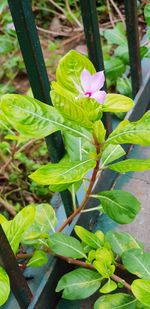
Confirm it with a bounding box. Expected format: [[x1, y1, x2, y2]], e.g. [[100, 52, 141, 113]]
[[58, 137, 100, 232], [48, 0, 66, 16], [106, 0, 115, 28], [65, 0, 82, 28], [61, 32, 84, 46], [36, 26, 70, 37], [16, 253, 33, 260], [111, 273, 131, 291], [0, 196, 16, 216], [109, 0, 126, 30], [16, 139, 35, 154]]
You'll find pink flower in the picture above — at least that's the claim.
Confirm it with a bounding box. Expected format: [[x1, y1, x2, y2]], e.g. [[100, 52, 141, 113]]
[[74, 68, 106, 104]]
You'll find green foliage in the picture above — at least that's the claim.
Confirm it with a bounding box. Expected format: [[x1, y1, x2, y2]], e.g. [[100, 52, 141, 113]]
[[1, 48, 150, 307], [29, 159, 96, 185], [122, 249, 150, 280], [108, 158, 150, 173], [48, 233, 87, 259], [27, 250, 48, 267], [131, 279, 150, 307], [106, 231, 141, 256], [106, 111, 150, 146], [93, 190, 140, 224], [0, 267, 10, 306], [56, 268, 101, 300], [94, 293, 137, 309]]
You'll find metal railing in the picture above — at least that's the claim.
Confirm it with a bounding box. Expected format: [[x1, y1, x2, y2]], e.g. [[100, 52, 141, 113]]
[[1, 1, 150, 308]]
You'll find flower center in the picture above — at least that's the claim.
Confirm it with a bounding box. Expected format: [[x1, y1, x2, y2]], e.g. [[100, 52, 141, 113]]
[[85, 91, 92, 97]]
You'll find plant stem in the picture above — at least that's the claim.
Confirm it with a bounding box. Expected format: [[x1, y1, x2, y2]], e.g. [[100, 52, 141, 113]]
[[56, 254, 131, 291], [58, 137, 100, 232]]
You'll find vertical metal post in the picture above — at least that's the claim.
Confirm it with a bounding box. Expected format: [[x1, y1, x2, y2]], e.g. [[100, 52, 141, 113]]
[[79, 0, 111, 134], [0, 226, 33, 309], [124, 0, 142, 97], [7, 0, 72, 216]]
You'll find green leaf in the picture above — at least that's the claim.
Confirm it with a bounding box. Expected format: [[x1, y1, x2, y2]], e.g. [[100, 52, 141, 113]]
[[104, 24, 127, 45], [56, 50, 95, 94], [22, 203, 57, 244], [27, 250, 48, 267], [122, 249, 150, 280], [0, 35, 14, 55], [106, 231, 141, 256], [94, 248, 115, 278], [144, 4, 150, 26], [63, 132, 96, 162], [0, 214, 7, 224], [0, 267, 10, 306], [0, 94, 91, 141], [116, 77, 132, 97], [93, 190, 140, 224], [93, 121, 106, 144], [104, 58, 126, 80], [29, 159, 96, 185], [114, 44, 129, 64], [56, 268, 101, 300], [101, 144, 125, 167], [2, 206, 35, 253], [131, 279, 150, 307], [100, 279, 117, 294], [94, 293, 137, 309], [51, 84, 93, 129], [106, 111, 150, 146], [102, 94, 134, 113], [74, 225, 103, 249], [108, 158, 150, 173], [78, 97, 103, 122], [48, 233, 87, 259]]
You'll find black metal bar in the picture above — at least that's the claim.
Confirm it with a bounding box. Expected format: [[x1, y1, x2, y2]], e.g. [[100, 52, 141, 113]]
[[124, 0, 142, 98], [0, 226, 33, 309], [7, 0, 73, 216], [79, 0, 111, 134]]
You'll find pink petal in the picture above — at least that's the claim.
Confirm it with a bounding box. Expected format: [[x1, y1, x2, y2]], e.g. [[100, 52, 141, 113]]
[[91, 90, 106, 104], [80, 68, 92, 92], [89, 71, 105, 93]]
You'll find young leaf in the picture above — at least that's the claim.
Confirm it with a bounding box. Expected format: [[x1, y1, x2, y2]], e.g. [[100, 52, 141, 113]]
[[0, 214, 7, 224], [27, 250, 48, 267], [0, 94, 91, 141], [131, 279, 150, 307], [2, 206, 35, 253], [22, 203, 57, 244], [106, 111, 150, 146], [78, 97, 103, 122], [100, 279, 117, 294], [108, 158, 150, 173], [56, 268, 101, 300], [29, 159, 96, 185], [104, 23, 127, 45], [94, 293, 137, 309], [93, 121, 106, 144], [106, 231, 141, 256], [48, 233, 87, 259], [144, 4, 150, 26], [74, 225, 102, 249], [56, 50, 95, 94], [122, 249, 150, 280], [50, 86, 93, 129], [93, 190, 140, 224], [94, 248, 115, 278], [102, 94, 134, 113], [0, 267, 10, 306], [101, 144, 125, 167]]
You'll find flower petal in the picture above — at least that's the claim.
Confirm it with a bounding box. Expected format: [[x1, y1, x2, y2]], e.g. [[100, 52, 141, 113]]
[[89, 71, 105, 93], [80, 68, 92, 92], [91, 90, 106, 104]]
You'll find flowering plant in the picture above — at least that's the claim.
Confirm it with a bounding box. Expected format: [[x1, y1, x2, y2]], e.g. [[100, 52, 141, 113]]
[[0, 50, 150, 307]]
